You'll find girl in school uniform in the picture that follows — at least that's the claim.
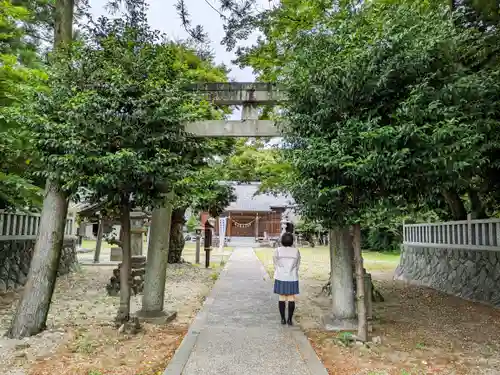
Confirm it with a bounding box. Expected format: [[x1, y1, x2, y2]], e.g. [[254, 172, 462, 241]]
[[273, 232, 301, 325]]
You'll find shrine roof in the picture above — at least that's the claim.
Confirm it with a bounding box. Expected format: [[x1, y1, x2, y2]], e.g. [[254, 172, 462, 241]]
[[224, 183, 293, 212]]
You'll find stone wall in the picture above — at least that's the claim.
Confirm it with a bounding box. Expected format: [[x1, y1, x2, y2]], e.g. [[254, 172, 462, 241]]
[[395, 245, 500, 307], [0, 238, 78, 293]]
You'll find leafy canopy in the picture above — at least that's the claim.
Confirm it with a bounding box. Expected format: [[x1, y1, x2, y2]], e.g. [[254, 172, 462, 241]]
[[280, 1, 500, 226], [19, 1, 226, 210], [0, 1, 47, 209]]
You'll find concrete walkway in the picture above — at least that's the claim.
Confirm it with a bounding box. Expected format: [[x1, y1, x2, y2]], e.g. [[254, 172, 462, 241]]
[[164, 247, 328, 375]]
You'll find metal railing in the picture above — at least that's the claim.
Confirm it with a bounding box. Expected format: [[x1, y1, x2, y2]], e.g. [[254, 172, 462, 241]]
[[0, 210, 77, 240], [403, 215, 500, 251]]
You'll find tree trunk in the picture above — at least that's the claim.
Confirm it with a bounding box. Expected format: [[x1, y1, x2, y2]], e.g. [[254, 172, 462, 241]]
[[7, 0, 74, 341], [140, 192, 174, 315], [442, 189, 467, 220], [54, 0, 74, 46], [7, 181, 69, 338], [330, 227, 356, 321], [116, 197, 132, 324], [353, 224, 367, 342], [168, 207, 187, 264], [468, 189, 487, 219], [93, 218, 104, 263], [328, 229, 335, 279]]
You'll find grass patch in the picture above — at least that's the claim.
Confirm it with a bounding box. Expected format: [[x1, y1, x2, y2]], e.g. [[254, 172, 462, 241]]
[[362, 251, 400, 263], [81, 239, 100, 250], [254, 246, 400, 279]]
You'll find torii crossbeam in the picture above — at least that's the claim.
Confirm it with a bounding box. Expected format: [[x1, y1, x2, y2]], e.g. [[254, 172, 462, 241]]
[[184, 82, 286, 137]]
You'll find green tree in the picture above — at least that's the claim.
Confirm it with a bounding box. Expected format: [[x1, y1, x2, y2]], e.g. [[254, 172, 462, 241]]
[[56, 3, 221, 323], [281, 1, 500, 220], [178, 0, 500, 219], [11, 0, 224, 328], [221, 138, 293, 195], [274, 0, 500, 339], [295, 219, 325, 247], [0, 1, 46, 209], [168, 168, 236, 263], [7, 0, 75, 339], [156, 42, 236, 264], [186, 214, 199, 233]]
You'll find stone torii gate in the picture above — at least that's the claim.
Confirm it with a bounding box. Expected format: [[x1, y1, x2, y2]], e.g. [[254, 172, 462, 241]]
[[184, 82, 289, 254], [142, 82, 286, 319], [184, 82, 371, 332], [184, 82, 285, 137], [146, 82, 368, 332]]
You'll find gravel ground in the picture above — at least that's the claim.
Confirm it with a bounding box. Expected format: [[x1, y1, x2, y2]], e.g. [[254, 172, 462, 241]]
[[255, 247, 500, 375], [0, 262, 222, 375]]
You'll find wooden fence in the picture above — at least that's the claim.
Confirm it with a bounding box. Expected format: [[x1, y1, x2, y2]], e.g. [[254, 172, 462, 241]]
[[403, 215, 500, 251], [0, 210, 77, 240]]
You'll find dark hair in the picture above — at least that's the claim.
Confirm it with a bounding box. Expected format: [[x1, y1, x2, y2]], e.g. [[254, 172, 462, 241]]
[[281, 232, 294, 247]]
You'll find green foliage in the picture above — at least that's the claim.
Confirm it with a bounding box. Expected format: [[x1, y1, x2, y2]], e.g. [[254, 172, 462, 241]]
[[277, 1, 500, 227], [16, 2, 227, 212], [176, 0, 500, 227], [221, 138, 294, 196], [295, 219, 325, 246], [0, 1, 46, 209], [166, 41, 236, 217], [174, 168, 236, 217], [453, 0, 500, 25], [186, 214, 199, 233]]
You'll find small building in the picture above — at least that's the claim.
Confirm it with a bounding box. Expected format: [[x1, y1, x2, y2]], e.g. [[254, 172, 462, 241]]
[[201, 183, 296, 241]]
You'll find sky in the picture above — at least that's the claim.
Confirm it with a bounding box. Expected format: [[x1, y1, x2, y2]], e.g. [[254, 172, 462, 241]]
[[88, 0, 268, 82]]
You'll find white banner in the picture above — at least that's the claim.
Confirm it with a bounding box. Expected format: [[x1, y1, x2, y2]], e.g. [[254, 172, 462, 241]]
[[219, 217, 228, 250]]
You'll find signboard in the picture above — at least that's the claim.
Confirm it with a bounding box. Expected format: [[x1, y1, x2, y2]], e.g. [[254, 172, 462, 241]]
[[219, 217, 228, 251]]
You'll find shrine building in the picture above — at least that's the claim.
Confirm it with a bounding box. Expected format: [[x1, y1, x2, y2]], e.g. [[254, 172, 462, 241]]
[[200, 182, 295, 242]]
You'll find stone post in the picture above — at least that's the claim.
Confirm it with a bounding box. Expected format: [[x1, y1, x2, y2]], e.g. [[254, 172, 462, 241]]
[[77, 223, 86, 248], [130, 212, 147, 256], [138, 191, 176, 323], [364, 273, 373, 332], [93, 217, 104, 263], [195, 232, 201, 264]]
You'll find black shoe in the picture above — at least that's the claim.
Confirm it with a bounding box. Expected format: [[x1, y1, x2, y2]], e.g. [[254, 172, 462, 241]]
[[287, 318, 293, 326], [281, 318, 287, 325]]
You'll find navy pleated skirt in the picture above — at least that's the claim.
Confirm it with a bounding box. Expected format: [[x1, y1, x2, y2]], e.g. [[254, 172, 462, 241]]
[[274, 279, 299, 295]]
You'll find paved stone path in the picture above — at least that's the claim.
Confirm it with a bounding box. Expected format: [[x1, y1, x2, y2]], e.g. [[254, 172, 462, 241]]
[[164, 247, 327, 375]]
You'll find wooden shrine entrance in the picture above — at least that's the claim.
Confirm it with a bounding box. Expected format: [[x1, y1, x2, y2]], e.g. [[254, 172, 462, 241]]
[[201, 207, 285, 240]]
